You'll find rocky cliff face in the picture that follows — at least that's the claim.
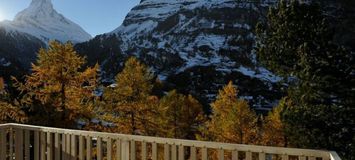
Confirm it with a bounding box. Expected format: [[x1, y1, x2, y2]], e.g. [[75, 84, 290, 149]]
[[77, 0, 283, 110]]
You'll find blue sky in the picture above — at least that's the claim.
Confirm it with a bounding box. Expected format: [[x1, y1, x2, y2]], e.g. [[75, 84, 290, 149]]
[[0, 0, 140, 36]]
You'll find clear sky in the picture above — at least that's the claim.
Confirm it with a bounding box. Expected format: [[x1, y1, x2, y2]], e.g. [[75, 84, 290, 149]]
[[0, 0, 140, 36]]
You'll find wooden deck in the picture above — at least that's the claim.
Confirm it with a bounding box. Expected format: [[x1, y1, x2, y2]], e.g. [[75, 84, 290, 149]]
[[0, 123, 341, 160]]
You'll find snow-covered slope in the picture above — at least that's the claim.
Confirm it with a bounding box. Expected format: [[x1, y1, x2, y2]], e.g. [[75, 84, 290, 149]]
[[77, 0, 282, 110], [0, 0, 91, 43]]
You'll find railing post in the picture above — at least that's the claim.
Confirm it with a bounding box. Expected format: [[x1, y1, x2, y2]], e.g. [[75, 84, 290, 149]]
[[178, 145, 184, 160], [164, 143, 170, 160], [171, 144, 177, 160], [71, 134, 77, 160], [115, 139, 121, 160], [152, 142, 158, 160]]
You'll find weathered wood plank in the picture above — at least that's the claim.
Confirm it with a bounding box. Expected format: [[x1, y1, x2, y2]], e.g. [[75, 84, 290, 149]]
[[201, 147, 208, 160], [47, 132, 52, 160], [55, 133, 60, 160], [232, 150, 239, 160], [107, 138, 112, 160], [97, 137, 103, 160], [152, 142, 158, 160], [34, 131, 39, 160], [178, 145, 184, 160], [79, 135, 85, 160], [0, 129, 6, 160], [40, 132, 46, 160], [24, 130, 30, 160], [218, 149, 224, 160], [86, 136, 92, 160], [141, 141, 147, 160], [15, 128, 23, 160]]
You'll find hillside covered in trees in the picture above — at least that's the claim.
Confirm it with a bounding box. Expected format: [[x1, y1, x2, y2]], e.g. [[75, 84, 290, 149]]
[[0, 1, 354, 160]]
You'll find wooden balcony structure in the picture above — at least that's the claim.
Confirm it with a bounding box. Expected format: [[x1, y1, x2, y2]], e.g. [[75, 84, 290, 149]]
[[0, 123, 341, 160]]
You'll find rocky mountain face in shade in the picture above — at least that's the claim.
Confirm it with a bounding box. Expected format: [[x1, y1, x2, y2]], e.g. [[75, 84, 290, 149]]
[[76, 0, 284, 111]]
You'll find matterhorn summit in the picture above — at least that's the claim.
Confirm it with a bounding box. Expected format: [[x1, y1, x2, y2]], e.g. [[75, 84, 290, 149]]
[[0, 0, 92, 43]]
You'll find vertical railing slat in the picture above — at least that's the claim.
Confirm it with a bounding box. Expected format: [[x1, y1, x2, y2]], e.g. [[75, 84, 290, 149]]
[[282, 154, 289, 160], [34, 131, 39, 160], [47, 132, 52, 160], [0, 129, 6, 160], [190, 146, 196, 160], [201, 147, 208, 160], [62, 134, 67, 160], [178, 145, 184, 160], [130, 140, 136, 160], [79, 135, 85, 160], [40, 132, 46, 160], [24, 130, 30, 160], [141, 141, 147, 160], [246, 151, 252, 160], [232, 150, 239, 160], [97, 137, 103, 160], [116, 139, 121, 160], [66, 134, 71, 159], [218, 149, 224, 160], [152, 142, 158, 160], [15, 128, 23, 160], [164, 143, 170, 160], [9, 128, 13, 160], [121, 140, 129, 160], [171, 145, 177, 160], [86, 136, 92, 160], [299, 156, 306, 160], [107, 138, 112, 160], [55, 133, 60, 160], [259, 152, 265, 160], [71, 134, 77, 160]]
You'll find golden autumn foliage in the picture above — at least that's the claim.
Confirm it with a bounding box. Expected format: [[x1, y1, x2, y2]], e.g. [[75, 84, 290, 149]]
[[201, 81, 258, 144], [260, 97, 289, 147], [14, 41, 99, 128], [103, 57, 157, 135], [158, 90, 205, 139], [0, 77, 27, 123]]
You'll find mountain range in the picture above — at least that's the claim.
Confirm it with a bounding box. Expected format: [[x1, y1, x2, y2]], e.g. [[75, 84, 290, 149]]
[[1, 0, 353, 111]]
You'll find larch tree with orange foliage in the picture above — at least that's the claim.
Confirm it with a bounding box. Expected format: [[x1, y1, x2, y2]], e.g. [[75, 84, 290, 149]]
[[201, 81, 258, 144], [15, 41, 99, 128]]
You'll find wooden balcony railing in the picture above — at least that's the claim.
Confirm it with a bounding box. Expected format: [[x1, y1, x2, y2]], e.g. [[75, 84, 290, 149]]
[[0, 123, 341, 160]]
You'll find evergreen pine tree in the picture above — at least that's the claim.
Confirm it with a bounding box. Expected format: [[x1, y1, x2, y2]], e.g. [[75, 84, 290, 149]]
[[15, 41, 99, 128], [256, 1, 355, 158]]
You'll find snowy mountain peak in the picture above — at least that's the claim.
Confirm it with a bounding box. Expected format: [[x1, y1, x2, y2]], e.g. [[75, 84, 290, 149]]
[[0, 0, 92, 43], [14, 0, 54, 21]]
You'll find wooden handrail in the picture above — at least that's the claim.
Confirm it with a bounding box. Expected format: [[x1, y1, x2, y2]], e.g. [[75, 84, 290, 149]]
[[0, 123, 341, 160]]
